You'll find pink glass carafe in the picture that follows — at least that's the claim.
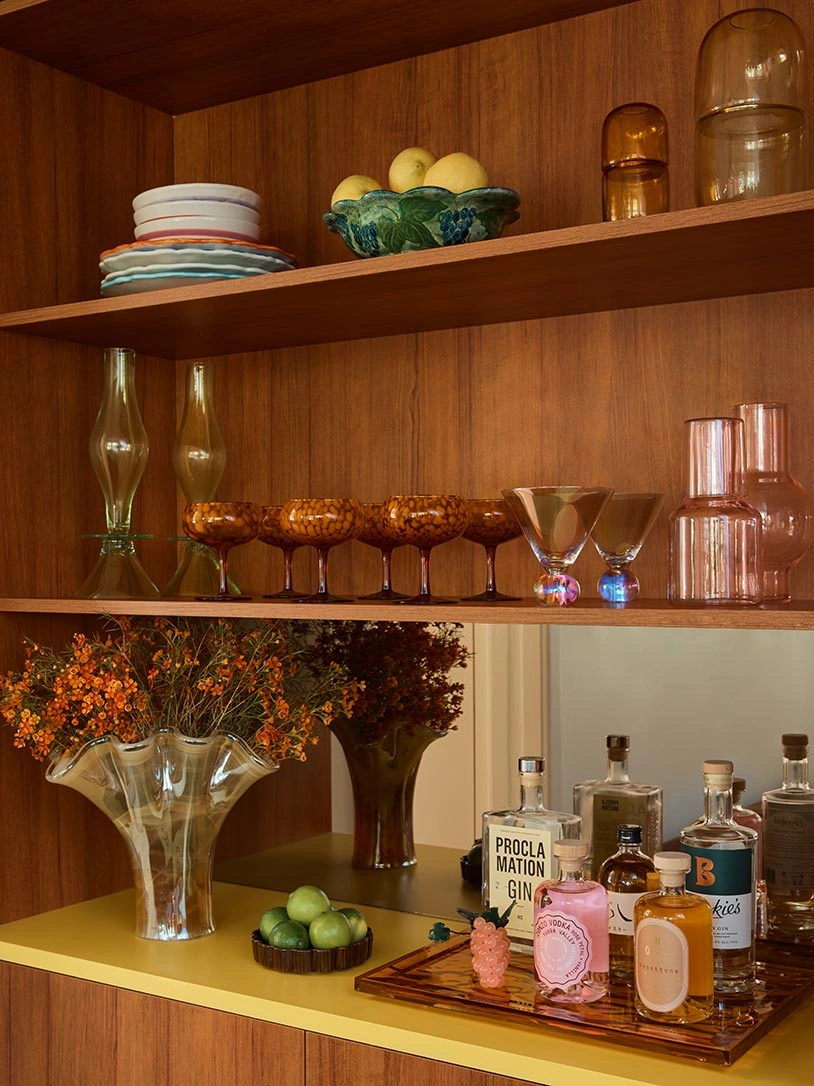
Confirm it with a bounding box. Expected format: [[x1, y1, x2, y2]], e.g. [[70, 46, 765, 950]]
[[668, 417, 762, 605], [735, 402, 813, 603]]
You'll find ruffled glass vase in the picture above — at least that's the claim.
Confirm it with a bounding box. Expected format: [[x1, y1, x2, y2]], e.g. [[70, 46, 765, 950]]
[[331, 715, 446, 869], [46, 729, 276, 939]]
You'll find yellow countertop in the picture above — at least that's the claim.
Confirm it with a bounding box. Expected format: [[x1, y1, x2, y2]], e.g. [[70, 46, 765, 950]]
[[0, 881, 810, 1086]]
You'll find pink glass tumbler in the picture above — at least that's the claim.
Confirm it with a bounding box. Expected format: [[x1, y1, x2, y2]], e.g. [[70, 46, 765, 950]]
[[668, 417, 762, 604]]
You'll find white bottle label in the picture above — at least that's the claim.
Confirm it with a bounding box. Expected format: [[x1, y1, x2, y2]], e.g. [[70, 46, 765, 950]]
[[487, 824, 553, 941], [635, 918, 689, 1013], [534, 909, 592, 987], [608, 890, 646, 937]]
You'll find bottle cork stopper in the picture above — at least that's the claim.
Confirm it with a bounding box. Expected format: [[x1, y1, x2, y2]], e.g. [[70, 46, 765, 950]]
[[518, 756, 545, 774], [654, 851, 691, 873], [553, 839, 589, 860], [607, 734, 630, 762], [703, 759, 733, 775], [782, 734, 808, 759], [732, 777, 746, 801]]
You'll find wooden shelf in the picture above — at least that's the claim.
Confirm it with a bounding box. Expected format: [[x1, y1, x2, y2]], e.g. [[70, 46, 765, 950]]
[[1, 193, 813, 359], [0, 0, 639, 114], [4, 597, 814, 630]]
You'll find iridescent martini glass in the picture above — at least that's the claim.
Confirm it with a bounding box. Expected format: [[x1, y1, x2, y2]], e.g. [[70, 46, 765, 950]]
[[591, 491, 664, 604], [503, 486, 613, 606]]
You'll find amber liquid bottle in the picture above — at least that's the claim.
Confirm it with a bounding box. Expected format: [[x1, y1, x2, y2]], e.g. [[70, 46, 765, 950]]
[[598, 824, 656, 985]]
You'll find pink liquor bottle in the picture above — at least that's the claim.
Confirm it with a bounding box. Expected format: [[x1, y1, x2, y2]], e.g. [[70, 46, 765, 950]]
[[533, 839, 609, 1003]]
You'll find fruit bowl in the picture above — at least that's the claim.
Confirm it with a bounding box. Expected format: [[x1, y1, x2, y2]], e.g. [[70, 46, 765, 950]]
[[323, 186, 520, 258], [250, 928, 374, 973]]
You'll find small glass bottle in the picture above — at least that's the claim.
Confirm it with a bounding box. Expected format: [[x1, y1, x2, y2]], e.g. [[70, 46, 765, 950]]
[[732, 776, 767, 938], [668, 417, 763, 604], [734, 402, 813, 603], [533, 839, 609, 1003], [762, 733, 814, 943], [634, 851, 714, 1024], [598, 823, 656, 984], [602, 102, 669, 221], [695, 9, 808, 205], [482, 756, 580, 951], [680, 759, 757, 994], [573, 735, 662, 879]]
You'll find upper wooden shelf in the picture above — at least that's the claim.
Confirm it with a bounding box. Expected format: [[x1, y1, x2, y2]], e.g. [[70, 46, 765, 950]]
[[3, 597, 814, 631], [1, 192, 813, 359], [0, 0, 638, 114]]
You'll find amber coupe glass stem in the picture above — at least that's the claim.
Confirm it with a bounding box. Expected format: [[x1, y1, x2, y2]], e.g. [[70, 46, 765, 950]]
[[282, 548, 297, 593], [215, 544, 231, 597], [418, 547, 432, 598], [316, 547, 330, 597], [483, 545, 498, 593], [380, 549, 395, 593]]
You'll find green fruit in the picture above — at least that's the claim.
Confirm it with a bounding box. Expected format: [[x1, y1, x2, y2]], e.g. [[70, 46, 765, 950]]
[[259, 906, 290, 944], [269, 919, 310, 950], [286, 884, 332, 926], [309, 909, 354, 950], [337, 906, 369, 943]]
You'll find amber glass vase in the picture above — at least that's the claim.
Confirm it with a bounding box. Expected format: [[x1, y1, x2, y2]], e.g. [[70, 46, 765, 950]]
[[602, 102, 669, 220], [735, 402, 813, 602], [332, 714, 446, 869]]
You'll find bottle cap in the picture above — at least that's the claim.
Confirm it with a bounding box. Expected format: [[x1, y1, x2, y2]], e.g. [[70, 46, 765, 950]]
[[782, 734, 808, 759], [607, 735, 630, 762], [553, 839, 589, 860], [703, 759, 733, 775], [518, 756, 545, 774], [617, 824, 642, 845], [654, 851, 691, 873]]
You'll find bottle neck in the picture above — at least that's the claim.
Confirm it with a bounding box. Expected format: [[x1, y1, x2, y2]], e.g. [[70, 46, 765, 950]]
[[606, 754, 631, 783], [658, 875, 685, 892], [783, 755, 810, 789], [558, 862, 585, 882], [738, 402, 789, 473], [518, 773, 546, 811], [703, 776, 734, 823]]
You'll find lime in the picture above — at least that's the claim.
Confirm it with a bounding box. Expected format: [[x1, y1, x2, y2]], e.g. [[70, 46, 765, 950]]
[[268, 919, 310, 950], [309, 909, 353, 950], [337, 906, 369, 943], [259, 906, 290, 944], [286, 884, 332, 926]]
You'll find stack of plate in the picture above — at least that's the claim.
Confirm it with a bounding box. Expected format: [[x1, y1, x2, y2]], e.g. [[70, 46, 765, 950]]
[[100, 183, 299, 296]]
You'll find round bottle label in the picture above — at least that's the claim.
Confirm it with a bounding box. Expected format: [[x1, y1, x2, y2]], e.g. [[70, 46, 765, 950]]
[[635, 918, 689, 1013], [533, 909, 592, 986]]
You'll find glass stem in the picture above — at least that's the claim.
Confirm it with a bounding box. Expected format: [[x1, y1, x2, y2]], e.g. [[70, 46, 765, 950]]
[[418, 547, 432, 598], [283, 548, 296, 592], [380, 549, 393, 592], [316, 547, 330, 595], [484, 545, 498, 593], [216, 546, 230, 596]]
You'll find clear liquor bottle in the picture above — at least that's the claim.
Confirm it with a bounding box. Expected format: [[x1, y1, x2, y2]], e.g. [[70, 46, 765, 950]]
[[732, 775, 767, 938], [762, 733, 814, 943], [573, 735, 662, 879], [482, 756, 580, 951], [598, 823, 656, 984], [533, 839, 609, 1003], [634, 851, 714, 1024], [680, 759, 757, 994]]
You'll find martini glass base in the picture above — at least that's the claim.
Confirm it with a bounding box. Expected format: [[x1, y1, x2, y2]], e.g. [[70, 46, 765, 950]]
[[598, 568, 640, 604], [533, 571, 580, 607]]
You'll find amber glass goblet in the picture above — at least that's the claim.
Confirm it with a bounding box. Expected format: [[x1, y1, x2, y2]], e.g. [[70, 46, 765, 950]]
[[357, 502, 407, 600], [462, 497, 523, 601], [382, 494, 469, 604], [182, 500, 261, 601], [591, 491, 664, 605], [258, 505, 307, 600], [503, 486, 613, 606], [280, 497, 364, 603]]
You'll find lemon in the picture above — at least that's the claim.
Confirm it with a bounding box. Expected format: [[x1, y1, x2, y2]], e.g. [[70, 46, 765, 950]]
[[269, 919, 310, 950], [259, 905, 290, 944], [337, 906, 369, 943], [388, 146, 437, 192], [422, 152, 489, 193], [330, 174, 383, 206], [309, 909, 354, 950], [286, 884, 332, 926]]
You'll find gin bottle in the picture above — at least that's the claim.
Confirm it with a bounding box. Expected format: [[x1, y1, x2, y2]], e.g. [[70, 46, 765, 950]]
[[634, 851, 713, 1024], [482, 756, 580, 950], [762, 733, 814, 942], [680, 759, 757, 994], [598, 823, 656, 984], [573, 735, 662, 878], [533, 839, 609, 1003]]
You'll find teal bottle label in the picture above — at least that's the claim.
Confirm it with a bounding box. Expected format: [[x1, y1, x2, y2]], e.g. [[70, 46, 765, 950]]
[[682, 845, 753, 950]]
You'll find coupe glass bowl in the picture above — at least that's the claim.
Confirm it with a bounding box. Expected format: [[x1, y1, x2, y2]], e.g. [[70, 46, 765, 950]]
[[323, 186, 520, 258]]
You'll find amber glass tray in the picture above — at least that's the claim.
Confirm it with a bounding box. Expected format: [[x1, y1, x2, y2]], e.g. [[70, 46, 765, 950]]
[[355, 935, 814, 1065]]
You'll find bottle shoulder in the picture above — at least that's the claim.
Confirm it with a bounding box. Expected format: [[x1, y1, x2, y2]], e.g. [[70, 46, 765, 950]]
[[763, 785, 814, 805], [635, 888, 712, 915], [484, 808, 580, 829], [680, 820, 757, 846]]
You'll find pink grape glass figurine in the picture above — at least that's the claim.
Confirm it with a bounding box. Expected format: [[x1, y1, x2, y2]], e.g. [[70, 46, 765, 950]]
[[182, 500, 261, 601], [462, 498, 522, 601], [280, 497, 364, 603], [591, 492, 664, 604], [382, 494, 469, 604], [503, 486, 613, 606]]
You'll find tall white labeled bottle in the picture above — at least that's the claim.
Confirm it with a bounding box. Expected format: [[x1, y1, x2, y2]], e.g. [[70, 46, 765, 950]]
[[482, 757, 580, 950], [680, 759, 757, 994]]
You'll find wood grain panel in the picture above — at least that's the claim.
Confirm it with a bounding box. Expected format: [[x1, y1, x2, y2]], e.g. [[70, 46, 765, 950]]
[[0, 962, 305, 1086], [306, 1034, 534, 1086]]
